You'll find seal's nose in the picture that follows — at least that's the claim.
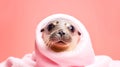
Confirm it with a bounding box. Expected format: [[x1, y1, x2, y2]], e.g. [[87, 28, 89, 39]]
[[58, 30, 65, 37]]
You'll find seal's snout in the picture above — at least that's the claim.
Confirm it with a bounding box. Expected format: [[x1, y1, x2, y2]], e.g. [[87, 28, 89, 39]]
[[58, 29, 65, 37], [50, 29, 72, 43]]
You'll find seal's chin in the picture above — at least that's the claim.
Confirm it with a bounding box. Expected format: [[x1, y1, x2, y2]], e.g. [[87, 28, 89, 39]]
[[49, 41, 69, 52]]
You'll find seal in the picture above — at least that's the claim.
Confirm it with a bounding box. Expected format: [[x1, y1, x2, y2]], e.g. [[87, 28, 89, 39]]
[[41, 19, 81, 52]]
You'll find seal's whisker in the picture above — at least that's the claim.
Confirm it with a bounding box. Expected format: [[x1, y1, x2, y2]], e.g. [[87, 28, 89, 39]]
[[46, 41, 50, 47], [49, 42, 53, 48], [44, 37, 50, 46]]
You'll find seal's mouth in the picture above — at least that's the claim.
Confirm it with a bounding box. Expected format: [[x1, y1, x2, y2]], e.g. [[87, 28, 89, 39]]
[[56, 41, 66, 45], [54, 40, 68, 47]]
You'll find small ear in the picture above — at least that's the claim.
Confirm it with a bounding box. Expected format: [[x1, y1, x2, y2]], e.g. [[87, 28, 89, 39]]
[[56, 21, 59, 24], [78, 31, 81, 36], [41, 28, 44, 32]]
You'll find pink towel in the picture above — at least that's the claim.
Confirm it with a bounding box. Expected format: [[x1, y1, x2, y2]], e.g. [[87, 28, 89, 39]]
[[0, 14, 120, 67]]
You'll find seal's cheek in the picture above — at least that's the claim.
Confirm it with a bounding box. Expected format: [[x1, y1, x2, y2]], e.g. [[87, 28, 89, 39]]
[[62, 34, 72, 42]]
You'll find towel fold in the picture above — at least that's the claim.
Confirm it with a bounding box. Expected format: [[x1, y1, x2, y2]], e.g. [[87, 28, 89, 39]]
[[0, 14, 120, 67]]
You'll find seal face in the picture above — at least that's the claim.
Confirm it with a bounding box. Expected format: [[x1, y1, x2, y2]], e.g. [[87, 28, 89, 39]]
[[41, 19, 81, 52]]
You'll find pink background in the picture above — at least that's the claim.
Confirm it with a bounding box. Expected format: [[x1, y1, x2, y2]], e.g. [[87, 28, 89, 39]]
[[0, 0, 120, 62]]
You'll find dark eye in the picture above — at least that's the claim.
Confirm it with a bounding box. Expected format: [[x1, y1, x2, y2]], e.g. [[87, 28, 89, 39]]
[[47, 23, 55, 31], [78, 31, 81, 36], [68, 25, 75, 32]]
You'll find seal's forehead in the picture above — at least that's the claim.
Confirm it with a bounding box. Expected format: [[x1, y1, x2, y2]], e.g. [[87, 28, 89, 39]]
[[45, 19, 78, 29]]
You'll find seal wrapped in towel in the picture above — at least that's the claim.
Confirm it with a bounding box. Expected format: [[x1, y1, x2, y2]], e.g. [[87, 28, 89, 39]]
[[0, 14, 120, 67]]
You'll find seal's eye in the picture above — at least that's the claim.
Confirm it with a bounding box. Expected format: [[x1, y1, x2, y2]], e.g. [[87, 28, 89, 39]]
[[47, 23, 55, 31], [68, 25, 75, 32]]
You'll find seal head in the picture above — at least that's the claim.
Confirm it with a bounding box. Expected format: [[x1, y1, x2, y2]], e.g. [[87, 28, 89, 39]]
[[41, 19, 81, 52]]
